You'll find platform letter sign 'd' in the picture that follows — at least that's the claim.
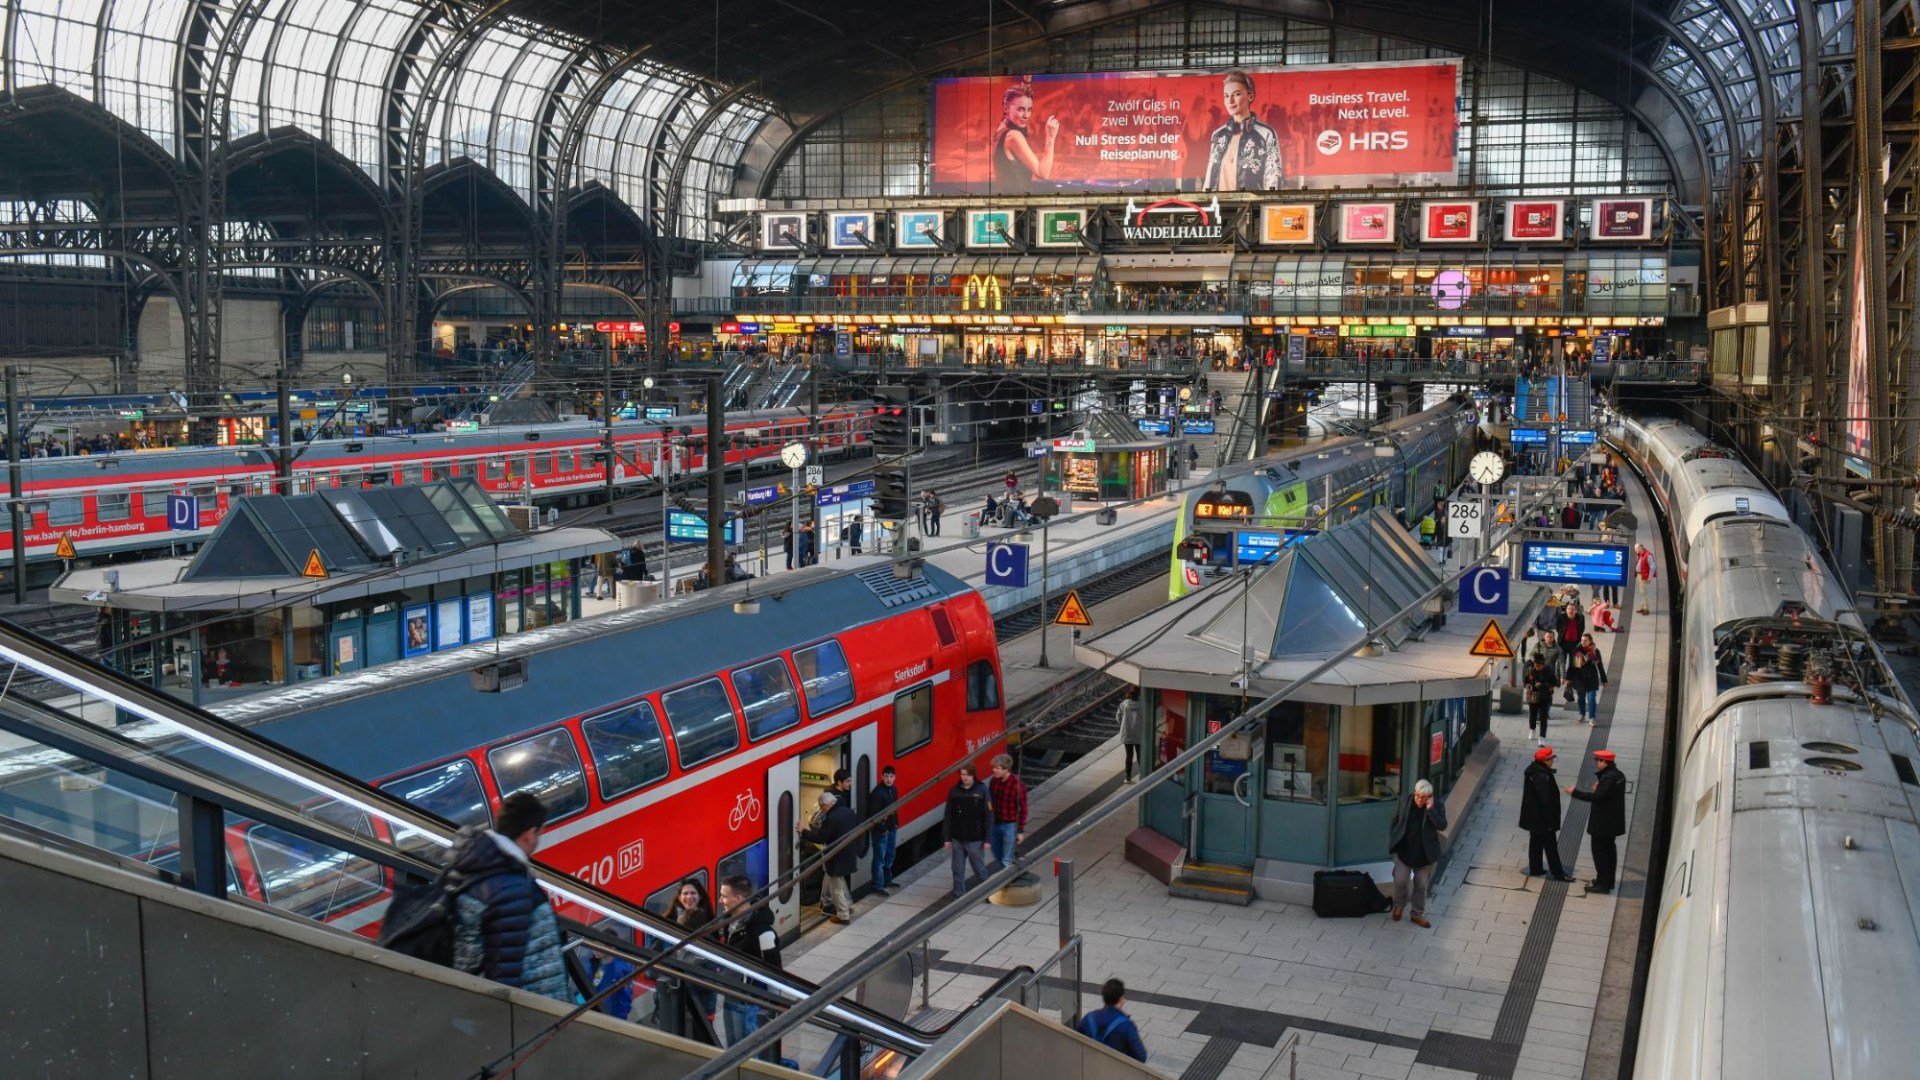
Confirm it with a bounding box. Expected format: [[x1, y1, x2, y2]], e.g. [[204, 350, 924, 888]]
[[984, 542, 1030, 588], [1456, 567, 1509, 616], [167, 493, 199, 531]]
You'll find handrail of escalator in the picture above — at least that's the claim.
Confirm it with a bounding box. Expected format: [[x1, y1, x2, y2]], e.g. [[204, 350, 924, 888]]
[[0, 622, 961, 1052]]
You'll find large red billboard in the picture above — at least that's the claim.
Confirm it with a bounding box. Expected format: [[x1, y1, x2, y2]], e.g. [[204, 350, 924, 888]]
[[930, 60, 1459, 195]]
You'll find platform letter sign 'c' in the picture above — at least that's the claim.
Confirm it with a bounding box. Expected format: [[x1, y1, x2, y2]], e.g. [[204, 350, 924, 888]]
[[984, 542, 1029, 588], [1456, 566, 1509, 616]]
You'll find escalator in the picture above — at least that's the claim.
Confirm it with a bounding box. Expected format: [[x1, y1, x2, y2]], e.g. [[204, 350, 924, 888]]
[[0, 621, 1022, 1078]]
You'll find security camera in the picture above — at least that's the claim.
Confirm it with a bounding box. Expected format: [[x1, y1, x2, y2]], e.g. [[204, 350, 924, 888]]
[[1229, 674, 1250, 691]]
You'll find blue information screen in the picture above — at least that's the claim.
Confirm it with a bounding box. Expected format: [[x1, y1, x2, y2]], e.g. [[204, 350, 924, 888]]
[[1137, 419, 1172, 436], [1510, 428, 1548, 446], [1520, 541, 1630, 586], [667, 509, 745, 545], [1235, 529, 1316, 564], [1183, 419, 1216, 435], [1561, 430, 1597, 445]]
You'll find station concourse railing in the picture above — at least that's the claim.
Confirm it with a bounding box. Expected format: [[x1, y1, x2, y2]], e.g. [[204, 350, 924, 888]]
[[0, 620, 1037, 1078]]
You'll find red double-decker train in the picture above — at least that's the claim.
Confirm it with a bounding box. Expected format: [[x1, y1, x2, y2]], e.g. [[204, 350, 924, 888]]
[[2, 404, 870, 570], [195, 561, 1005, 939]]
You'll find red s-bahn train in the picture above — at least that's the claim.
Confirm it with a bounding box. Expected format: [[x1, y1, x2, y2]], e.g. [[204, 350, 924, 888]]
[[189, 562, 1006, 940], [2, 404, 871, 569]]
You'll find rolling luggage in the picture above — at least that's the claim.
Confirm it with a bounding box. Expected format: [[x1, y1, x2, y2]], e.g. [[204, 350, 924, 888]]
[[1312, 869, 1388, 917]]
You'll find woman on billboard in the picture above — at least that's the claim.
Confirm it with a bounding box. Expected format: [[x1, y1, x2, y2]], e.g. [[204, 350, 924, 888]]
[[993, 81, 1060, 193], [1203, 70, 1283, 192]]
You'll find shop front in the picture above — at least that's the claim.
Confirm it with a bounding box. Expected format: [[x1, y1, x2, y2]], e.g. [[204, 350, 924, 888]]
[[1040, 414, 1175, 502]]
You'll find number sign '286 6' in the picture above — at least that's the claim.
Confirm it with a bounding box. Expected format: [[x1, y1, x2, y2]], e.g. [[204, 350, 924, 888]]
[[1447, 501, 1483, 539]]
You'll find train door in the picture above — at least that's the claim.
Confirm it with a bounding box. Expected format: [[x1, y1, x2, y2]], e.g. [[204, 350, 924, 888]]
[[763, 756, 801, 938], [766, 736, 850, 930], [848, 723, 879, 888]]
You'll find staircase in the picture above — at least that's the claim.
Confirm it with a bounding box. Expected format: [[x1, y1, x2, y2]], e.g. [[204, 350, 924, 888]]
[[1169, 860, 1256, 906], [1513, 375, 1593, 430]]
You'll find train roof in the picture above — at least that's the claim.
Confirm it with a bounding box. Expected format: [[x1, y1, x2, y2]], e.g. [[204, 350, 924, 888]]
[[211, 561, 976, 782]]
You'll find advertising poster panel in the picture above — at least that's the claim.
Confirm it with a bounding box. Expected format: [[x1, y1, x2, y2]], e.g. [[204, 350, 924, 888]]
[[930, 59, 1459, 195], [1590, 197, 1654, 241], [1034, 208, 1087, 247], [1503, 199, 1564, 242], [1338, 202, 1397, 243], [827, 211, 877, 250], [894, 209, 945, 250], [1259, 203, 1317, 244], [759, 212, 806, 250], [966, 209, 1018, 248], [1420, 200, 1480, 242]]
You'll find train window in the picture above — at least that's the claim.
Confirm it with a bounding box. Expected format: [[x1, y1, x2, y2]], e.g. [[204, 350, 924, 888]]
[[642, 869, 712, 918], [380, 760, 492, 851], [1893, 754, 1918, 786], [732, 658, 801, 740], [582, 701, 670, 800], [660, 678, 742, 768], [966, 660, 1001, 712], [534, 453, 552, 476], [96, 492, 131, 522], [717, 839, 768, 894], [792, 641, 855, 716], [46, 497, 83, 527], [486, 459, 505, 481], [141, 490, 170, 518], [893, 684, 933, 755], [487, 728, 590, 821], [444, 461, 462, 477], [402, 465, 423, 485], [244, 808, 384, 921]]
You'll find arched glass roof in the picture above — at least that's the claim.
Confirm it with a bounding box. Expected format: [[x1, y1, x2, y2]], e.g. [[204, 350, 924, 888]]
[[1, 0, 771, 226]]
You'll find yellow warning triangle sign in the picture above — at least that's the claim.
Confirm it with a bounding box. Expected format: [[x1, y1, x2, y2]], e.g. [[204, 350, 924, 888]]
[[1053, 589, 1094, 628], [301, 549, 328, 579], [53, 534, 76, 559], [1469, 617, 1516, 659]]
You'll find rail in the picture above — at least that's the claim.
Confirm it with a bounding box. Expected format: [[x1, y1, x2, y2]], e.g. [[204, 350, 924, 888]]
[[0, 621, 1029, 1067], [680, 292, 1683, 321]]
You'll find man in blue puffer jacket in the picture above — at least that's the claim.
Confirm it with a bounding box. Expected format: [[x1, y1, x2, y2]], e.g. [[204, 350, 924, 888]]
[[450, 792, 571, 1001]]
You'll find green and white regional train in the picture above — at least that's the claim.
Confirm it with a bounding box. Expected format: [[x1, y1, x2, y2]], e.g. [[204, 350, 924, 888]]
[[1169, 397, 1480, 599]]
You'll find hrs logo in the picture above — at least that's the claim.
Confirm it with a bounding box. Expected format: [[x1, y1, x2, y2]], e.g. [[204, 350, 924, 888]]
[[1316, 129, 1411, 156]]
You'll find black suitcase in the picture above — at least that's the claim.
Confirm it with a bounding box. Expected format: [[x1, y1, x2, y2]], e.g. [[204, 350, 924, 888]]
[[1312, 869, 1387, 917]]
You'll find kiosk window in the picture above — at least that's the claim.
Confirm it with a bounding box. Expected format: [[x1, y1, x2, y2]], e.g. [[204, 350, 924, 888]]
[[661, 678, 742, 768], [894, 685, 933, 754], [732, 658, 801, 739], [487, 728, 589, 820], [793, 641, 855, 715], [583, 701, 671, 800]]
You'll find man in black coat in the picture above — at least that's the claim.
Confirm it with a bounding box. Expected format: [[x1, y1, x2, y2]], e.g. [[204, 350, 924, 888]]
[[1519, 746, 1574, 881], [799, 791, 860, 924], [717, 874, 783, 1055], [1566, 748, 1628, 892], [943, 765, 992, 898], [1387, 778, 1448, 927]]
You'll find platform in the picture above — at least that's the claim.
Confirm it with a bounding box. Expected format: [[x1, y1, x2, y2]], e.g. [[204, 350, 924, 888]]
[[781, 472, 1668, 1080]]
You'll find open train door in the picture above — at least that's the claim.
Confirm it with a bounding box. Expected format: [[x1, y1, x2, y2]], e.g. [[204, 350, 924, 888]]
[[764, 755, 802, 939]]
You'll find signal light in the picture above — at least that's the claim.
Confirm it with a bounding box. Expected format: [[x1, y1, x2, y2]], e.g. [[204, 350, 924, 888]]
[[874, 385, 913, 455], [874, 466, 911, 521]]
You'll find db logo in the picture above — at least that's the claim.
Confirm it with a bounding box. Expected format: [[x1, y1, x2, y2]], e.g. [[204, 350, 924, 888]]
[[617, 839, 644, 878], [1431, 270, 1473, 311], [1316, 130, 1343, 155]]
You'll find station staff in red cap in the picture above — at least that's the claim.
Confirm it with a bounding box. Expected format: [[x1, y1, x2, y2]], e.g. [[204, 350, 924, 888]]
[[1519, 746, 1574, 882], [1566, 749, 1628, 893]]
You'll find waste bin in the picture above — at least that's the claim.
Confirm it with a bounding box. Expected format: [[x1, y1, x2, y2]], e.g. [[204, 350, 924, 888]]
[[962, 511, 980, 539]]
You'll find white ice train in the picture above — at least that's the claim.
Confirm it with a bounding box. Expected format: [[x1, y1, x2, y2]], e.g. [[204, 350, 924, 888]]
[[1618, 417, 1920, 1078]]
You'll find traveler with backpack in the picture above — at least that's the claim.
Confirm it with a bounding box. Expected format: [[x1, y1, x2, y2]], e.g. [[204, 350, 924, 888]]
[[1074, 978, 1148, 1062], [391, 792, 571, 1001]]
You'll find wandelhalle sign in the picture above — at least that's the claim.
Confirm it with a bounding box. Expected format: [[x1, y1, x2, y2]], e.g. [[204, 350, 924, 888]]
[[929, 59, 1460, 195], [1117, 196, 1225, 243]]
